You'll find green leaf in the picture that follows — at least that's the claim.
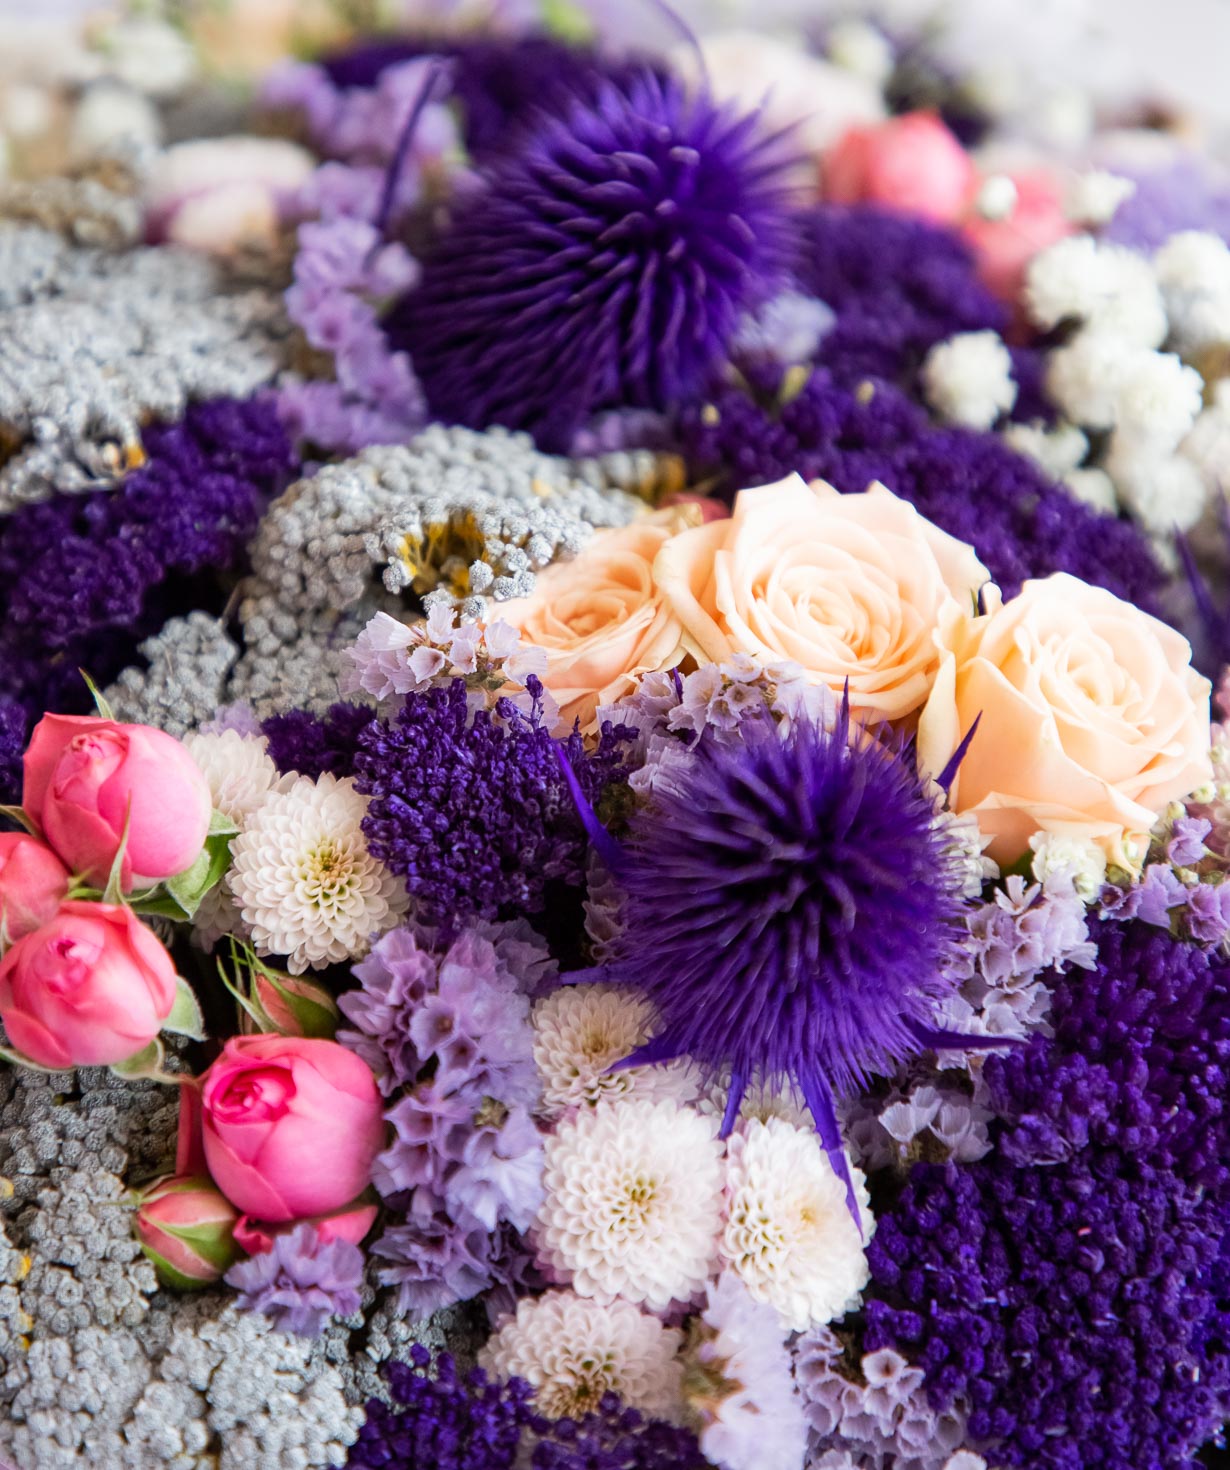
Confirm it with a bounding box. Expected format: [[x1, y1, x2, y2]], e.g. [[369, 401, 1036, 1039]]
[[541, 0, 595, 42], [162, 977, 206, 1042], [162, 823, 235, 921], [216, 956, 276, 1033], [208, 807, 240, 838], [78, 670, 116, 721], [0, 805, 39, 837], [102, 799, 134, 905], [129, 891, 194, 922]]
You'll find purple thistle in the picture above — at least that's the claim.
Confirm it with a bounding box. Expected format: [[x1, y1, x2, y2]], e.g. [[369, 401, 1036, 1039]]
[[386, 70, 798, 449], [353, 676, 633, 926], [225, 1223, 364, 1337], [560, 704, 991, 1220]]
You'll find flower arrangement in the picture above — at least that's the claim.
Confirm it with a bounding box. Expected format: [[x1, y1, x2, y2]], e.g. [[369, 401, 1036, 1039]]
[[2, 3, 1230, 1469]]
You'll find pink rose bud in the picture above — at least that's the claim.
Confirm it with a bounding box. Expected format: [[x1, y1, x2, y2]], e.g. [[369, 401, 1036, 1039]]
[[135, 1174, 241, 1289], [963, 168, 1073, 302], [200, 1035, 385, 1222], [823, 112, 977, 223], [23, 714, 212, 890], [0, 834, 70, 942], [0, 901, 178, 1068], [241, 968, 340, 1039], [233, 1200, 379, 1255]]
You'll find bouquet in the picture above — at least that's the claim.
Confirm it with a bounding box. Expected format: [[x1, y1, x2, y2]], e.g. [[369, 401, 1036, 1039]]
[[1, 3, 1229, 1468]]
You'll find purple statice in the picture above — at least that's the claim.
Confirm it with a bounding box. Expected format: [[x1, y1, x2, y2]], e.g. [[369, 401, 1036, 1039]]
[[679, 365, 1163, 608], [564, 702, 978, 1215], [353, 676, 633, 925], [260, 700, 374, 781], [345, 1345, 708, 1470], [0, 695, 26, 805], [865, 920, 1230, 1468], [1168, 815, 1212, 866], [1184, 882, 1230, 943], [0, 396, 295, 736], [387, 70, 797, 450], [1104, 151, 1230, 252], [371, 1205, 497, 1319], [1099, 863, 1230, 945], [794, 205, 1007, 390], [225, 1223, 364, 1336], [338, 918, 550, 1096], [200, 702, 263, 738]]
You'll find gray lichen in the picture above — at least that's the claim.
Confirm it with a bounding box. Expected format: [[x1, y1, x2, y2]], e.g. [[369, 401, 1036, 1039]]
[[0, 1064, 471, 1469]]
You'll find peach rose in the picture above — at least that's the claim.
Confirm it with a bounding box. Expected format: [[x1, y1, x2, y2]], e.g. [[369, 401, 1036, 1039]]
[[917, 574, 1212, 867], [498, 509, 696, 731], [652, 475, 988, 723]]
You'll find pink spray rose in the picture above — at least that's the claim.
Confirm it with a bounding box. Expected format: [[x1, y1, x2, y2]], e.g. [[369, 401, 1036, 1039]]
[[233, 1201, 379, 1256], [963, 168, 1073, 302], [0, 833, 69, 942], [135, 1175, 241, 1289], [823, 112, 977, 223], [200, 1035, 385, 1222], [0, 901, 177, 1068], [23, 714, 212, 889]]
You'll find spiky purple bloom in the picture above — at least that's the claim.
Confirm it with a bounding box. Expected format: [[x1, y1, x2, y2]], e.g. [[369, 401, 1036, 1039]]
[[679, 366, 1163, 607], [353, 677, 633, 925], [386, 70, 797, 449], [225, 1223, 364, 1337], [564, 706, 976, 1215], [0, 397, 294, 735], [261, 701, 374, 781], [866, 919, 1230, 1468], [345, 1345, 708, 1470]]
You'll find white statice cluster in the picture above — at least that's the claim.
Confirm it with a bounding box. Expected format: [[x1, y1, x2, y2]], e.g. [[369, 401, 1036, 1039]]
[[1016, 230, 1230, 540], [1028, 829, 1108, 902], [229, 771, 408, 973], [845, 1082, 993, 1172], [921, 330, 1018, 430], [342, 604, 553, 722], [479, 1290, 684, 1421]]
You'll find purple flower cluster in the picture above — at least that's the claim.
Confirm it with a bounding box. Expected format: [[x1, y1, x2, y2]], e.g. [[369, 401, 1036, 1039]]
[[0, 397, 294, 755], [1104, 151, 1230, 252], [793, 205, 1008, 391], [387, 69, 797, 449], [261, 700, 374, 781], [338, 920, 549, 1318], [345, 1345, 707, 1470], [225, 1223, 365, 1336], [865, 920, 1230, 1467], [353, 677, 633, 926], [679, 365, 1163, 607]]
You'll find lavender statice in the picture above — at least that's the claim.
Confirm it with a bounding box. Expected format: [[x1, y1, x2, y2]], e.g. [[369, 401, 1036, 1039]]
[[225, 1223, 364, 1337], [388, 70, 797, 449], [679, 366, 1163, 608], [354, 676, 633, 925], [1104, 151, 1230, 252], [567, 703, 977, 1214], [345, 1345, 708, 1470], [0, 395, 295, 737], [261, 701, 374, 781]]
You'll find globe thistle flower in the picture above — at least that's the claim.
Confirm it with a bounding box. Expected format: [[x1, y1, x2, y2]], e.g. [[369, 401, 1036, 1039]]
[[387, 70, 797, 449], [533, 1098, 723, 1312], [719, 1118, 871, 1333], [682, 1272, 806, 1470], [478, 1290, 684, 1422], [230, 771, 407, 973], [558, 704, 989, 1219], [530, 987, 700, 1120]]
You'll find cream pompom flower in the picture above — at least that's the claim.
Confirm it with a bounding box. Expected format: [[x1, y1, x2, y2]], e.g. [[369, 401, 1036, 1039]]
[[183, 729, 283, 825], [534, 1098, 723, 1311], [531, 988, 700, 1119], [230, 772, 407, 973], [719, 1117, 873, 1333], [479, 1290, 684, 1421]]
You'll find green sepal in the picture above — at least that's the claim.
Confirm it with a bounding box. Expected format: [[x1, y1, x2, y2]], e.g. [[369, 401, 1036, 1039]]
[[541, 0, 595, 42], [109, 1038, 179, 1085], [102, 800, 134, 906], [0, 805, 38, 837], [139, 1248, 217, 1292], [0, 1042, 68, 1074], [161, 813, 237, 921], [162, 977, 206, 1042], [208, 808, 239, 838], [159, 1220, 239, 1271], [78, 670, 116, 721], [216, 953, 277, 1032], [260, 969, 339, 1040]]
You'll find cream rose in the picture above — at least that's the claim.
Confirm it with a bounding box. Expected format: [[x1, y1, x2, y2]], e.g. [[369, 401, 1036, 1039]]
[[918, 573, 1212, 867], [498, 508, 696, 732], [652, 474, 988, 723]]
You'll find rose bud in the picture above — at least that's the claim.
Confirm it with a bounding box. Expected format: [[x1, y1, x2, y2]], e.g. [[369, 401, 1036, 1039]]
[[0, 833, 70, 943], [0, 902, 177, 1068], [233, 1199, 379, 1255], [823, 111, 977, 223], [200, 1035, 385, 1222], [135, 1174, 240, 1289], [241, 967, 340, 1040], [23, 714, 212, 890]]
